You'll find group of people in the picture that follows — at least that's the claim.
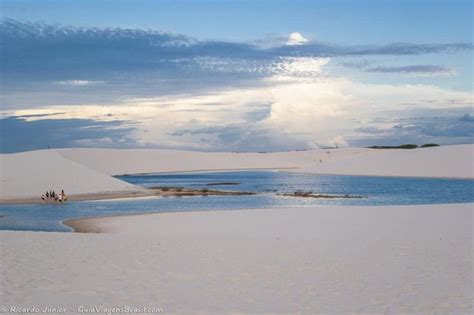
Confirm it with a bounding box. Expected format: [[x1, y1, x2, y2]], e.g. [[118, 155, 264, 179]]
[[41, 189, 67, 203]]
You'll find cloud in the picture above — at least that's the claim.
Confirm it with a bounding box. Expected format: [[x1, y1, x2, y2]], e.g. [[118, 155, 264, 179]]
[[170, 123, 314, 152], [3, 56, 471, 152], [270, 42, 472, 58], [270, 57, 330, 77], [352, 112, 474, 146], [366, 65, 454, 76], [165, 59, 472, 150], [2, 19, 471, 86], [286, 32, 309, 46], [0, 116, 137, 153], [1, 19, 473, 152], [2, 19, 471, 110], [460, 113, 474, 122], [55, 80, 105, 86], [340, 60, 455, 77], [340, 59, 372, 69]]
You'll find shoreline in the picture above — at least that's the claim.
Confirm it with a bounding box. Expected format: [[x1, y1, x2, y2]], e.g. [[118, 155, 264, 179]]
[[117, 166, 299, 176], [4, 204, 473, 312], [2, 146, 472, 312], [0, 186, 256, 205], [63, 206, 321, 233], [117, 168, 474, 181], [63, 202, 474, 234], [0, 189, 154, 205], [64, 216, 107, 233], [2, 169, 473, 205], [2, 145, 472, 202]]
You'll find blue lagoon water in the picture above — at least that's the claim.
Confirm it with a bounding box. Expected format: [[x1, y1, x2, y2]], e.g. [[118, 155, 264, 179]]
[[0, 171, 473, 232]]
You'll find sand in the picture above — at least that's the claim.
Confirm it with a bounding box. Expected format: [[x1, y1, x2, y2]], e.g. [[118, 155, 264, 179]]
[[1, 144, 473, 201], [1, 204, 472, 313], [0, 190, 153, 205], [0, 149, 142, 200], [58, 145, 474, 178], [1, 145, 472, 313], [0, 187, 254, 205]]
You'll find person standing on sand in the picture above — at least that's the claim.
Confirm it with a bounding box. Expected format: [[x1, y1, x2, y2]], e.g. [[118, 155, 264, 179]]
[[46, 191, 49, 200], [41, 194, 45, 203]]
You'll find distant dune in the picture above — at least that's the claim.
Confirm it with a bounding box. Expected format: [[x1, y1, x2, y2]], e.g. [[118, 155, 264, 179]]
[[1, 144, 473, 201]]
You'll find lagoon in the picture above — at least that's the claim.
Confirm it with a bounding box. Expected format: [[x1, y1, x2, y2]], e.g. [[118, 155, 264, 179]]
[[0, 171, 472, 232]]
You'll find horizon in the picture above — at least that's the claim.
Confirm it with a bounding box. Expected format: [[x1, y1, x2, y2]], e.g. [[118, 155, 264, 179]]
[[1, 0, 473, 153], [2, 141, 470, 155]]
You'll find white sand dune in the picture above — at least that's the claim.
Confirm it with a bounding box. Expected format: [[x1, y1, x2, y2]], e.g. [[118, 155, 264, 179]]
[[57, 144, 474, 178], [0, 150, 142, 200], [0, 145, 473, 313], [1, 204, 472, 313], [1, 144, 473, 200]]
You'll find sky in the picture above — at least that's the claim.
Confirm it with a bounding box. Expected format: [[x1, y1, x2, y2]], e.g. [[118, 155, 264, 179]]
[[0, 0, 473, 152]]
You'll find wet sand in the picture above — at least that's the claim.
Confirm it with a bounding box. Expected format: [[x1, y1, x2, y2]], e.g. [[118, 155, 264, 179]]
[[0, 190, 153, 205], [0, 187, 255, 205]]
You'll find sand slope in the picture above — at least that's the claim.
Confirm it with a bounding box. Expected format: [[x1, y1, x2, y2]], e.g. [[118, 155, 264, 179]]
[[1, 204, 472, 313], [299, 144, 474, 178], [0, 150, 141, 199], [1, 144, 472, 200], [57, 145, 474, 178]]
